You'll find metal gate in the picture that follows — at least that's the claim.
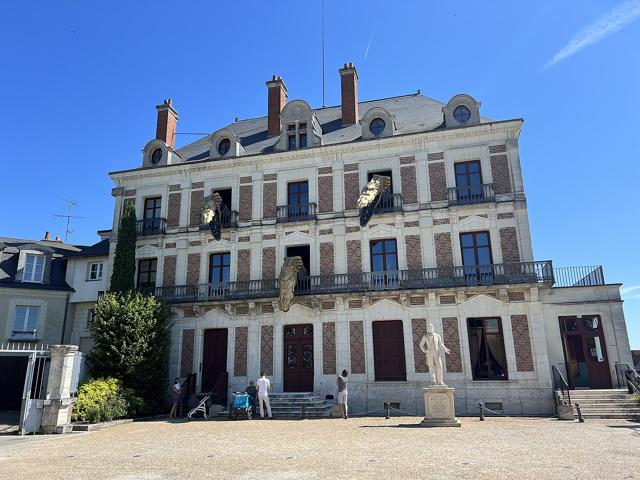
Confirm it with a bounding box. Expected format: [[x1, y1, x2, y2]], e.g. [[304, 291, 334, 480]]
[[19, 351, 50, 435]]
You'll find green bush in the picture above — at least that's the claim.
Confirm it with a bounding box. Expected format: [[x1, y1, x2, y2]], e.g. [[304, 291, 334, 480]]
[[72, 378, 129, 423]]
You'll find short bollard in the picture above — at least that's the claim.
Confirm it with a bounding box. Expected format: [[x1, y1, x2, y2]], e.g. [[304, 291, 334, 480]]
[[479, 402, 485, 421], [575, 403, 584, 423], [384, 402, 390, 419]]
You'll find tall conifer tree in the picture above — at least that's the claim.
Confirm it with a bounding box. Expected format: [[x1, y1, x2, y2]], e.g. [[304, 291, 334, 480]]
[[110, 202, 137, 292]]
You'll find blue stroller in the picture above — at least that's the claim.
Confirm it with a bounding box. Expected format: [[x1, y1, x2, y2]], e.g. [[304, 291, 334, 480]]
[[228, 392, 253, 420]]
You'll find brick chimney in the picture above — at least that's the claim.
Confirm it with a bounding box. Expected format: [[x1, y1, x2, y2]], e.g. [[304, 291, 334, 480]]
[[155, 99, 179, 149], [43, 231, 51, 241], [266, 76, 288, 137], [339, 62, 359, 126]]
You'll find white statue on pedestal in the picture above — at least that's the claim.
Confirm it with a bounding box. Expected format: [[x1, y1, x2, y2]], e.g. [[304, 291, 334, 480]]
[[419, 324, 451, 386]]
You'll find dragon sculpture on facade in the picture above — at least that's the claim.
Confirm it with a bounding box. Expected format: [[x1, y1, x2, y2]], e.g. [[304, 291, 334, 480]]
[[357, 174, 391, 227], [201, 192, 223, 241], [278, 256, 304, 312]]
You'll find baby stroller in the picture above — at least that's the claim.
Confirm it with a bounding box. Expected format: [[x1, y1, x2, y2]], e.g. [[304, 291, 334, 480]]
[[228, 392, 253, 420]]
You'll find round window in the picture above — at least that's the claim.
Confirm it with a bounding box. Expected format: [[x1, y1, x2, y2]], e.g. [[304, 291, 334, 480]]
[[453, 105, 471, 124], [369, 118, 386, 136], [150, 148, 163, 164], [217, 138, 231, 156]]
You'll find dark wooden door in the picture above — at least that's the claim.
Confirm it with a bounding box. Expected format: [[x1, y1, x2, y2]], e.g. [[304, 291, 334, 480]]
[[373, 320, 407, 381], [559, 316, 612, 389], [202, 328, 228, 393], [0, 356, 28, 409], [283, 324, 314, 392]]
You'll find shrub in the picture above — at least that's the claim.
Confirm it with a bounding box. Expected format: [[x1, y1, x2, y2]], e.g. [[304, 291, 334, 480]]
[[72, 378, 129, 423]]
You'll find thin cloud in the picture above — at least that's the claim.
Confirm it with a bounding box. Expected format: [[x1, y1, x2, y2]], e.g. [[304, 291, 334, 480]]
[[364, 32, 375, 60], [546, 0, 640, 68], [621, 285, 640, 300]]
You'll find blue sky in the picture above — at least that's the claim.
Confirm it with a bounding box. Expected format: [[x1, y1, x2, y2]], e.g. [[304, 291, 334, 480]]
[[1, 1, 638, 347]]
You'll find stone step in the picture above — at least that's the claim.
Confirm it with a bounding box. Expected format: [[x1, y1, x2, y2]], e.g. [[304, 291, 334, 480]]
[[574, 401, 639, 407], [268, 397, 325, 404], [580, 413, 640, 419]]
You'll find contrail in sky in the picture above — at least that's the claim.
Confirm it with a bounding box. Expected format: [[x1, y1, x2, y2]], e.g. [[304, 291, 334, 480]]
[[364, 32, 375, 60], [546, 0, 640, 68]]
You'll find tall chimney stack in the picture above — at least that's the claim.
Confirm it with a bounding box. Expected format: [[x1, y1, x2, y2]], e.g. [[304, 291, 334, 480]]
[[339, 62, 359, 126], [155, 99, 179, 149], [266, 76, 288, 137]]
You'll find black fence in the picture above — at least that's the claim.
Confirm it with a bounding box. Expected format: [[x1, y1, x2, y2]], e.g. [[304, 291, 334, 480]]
[[276, 203, 317, 223], [448, 183, 495, 206], [136, 218, 166, 236], [552, 266, 605, 287]]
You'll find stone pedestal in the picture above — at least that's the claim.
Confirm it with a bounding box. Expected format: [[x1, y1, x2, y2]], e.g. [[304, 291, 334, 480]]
[[40, 345, 79, 434], [420, 385, 461, 427]]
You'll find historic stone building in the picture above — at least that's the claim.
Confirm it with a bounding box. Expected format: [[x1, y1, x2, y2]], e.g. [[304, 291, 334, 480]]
[[107, 63, 633, 415]]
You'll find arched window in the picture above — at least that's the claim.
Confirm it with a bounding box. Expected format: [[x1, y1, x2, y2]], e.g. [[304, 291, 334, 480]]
[[453, 105, 471, 124], [217, 138, 231, 156], [151, 148, 163, 165], [369, 118, 386, 136]]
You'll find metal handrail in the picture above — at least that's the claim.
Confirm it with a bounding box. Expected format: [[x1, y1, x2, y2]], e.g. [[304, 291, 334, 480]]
[[136, 218, 167, 236], [552, 364, 572, 405], [375, 193, 403, 213], [448, 183, 495, 206], [276, 203, 317, 223], [553, 265, 605, 287], [615, 363, 640, 395]]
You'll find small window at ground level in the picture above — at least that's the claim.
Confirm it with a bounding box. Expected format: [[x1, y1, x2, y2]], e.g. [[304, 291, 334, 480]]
[[467, 317, 508, 380]]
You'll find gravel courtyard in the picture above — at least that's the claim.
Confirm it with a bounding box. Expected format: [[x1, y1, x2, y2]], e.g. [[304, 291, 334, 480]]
[[0, 416, 639, 479]]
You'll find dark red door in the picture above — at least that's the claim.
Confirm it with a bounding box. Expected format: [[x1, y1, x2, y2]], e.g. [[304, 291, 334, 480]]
[[559, 316, 612, 389], [202, 328, 228, 393], [283, 324, 314, 392], [373, 320, 407, 381]]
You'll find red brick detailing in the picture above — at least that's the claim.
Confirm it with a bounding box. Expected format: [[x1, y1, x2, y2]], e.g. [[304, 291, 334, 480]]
[[261, 304, 274, 314], [321, 300, 335, 310], [428, 162, 447, 201], [401, 165, 418, 204], [187, 253, 200, 285], [508, 291, 525, 302], [348, 299, 363, 309], [400, 156, 415, 165], [236, 305, 249, 315], [410, 296, 425, 306], [498, 212, 515, 219], [234, 326, 248, 376], [180, 329, 194, 377], [155, 100, 178, 149], [499, 227, 521, 263], [344, 163, 359, 172], [434, 232, 453, 268], [439, 295, 456, 305], [237, 249, 251, 281], [238, 185, 253, 222], [411, 318, 428, 373], [318, 166, 333, 175], [318, 175, 334, 213], [240, 176, 253, 184], [489, 144, 507, 154], [322, 322, 337, 375], [190, 189, 204, 226], [344, 172, 360, 209], [260, 325, 274, 375], [262, 247, 276, 278], [346, 240, 362, 273], [238, 236, 250, 242], [404, 221, 419, 228], [491, 154, 512, 194], [433, 218, 450, 225], [511, 315, 534, 372], [319, 228, 333, 235], [262, 181, 277, 220], [320, 242, 335, 275], [169, 184, 181, 192], [167, 192, 181, 228], [163, 255, 176, 286], [339, 63, 359, 126], [427, 152, 444, 161], [346, 226, 360, 233], [262, 234, 277, 240], [164, 242, 176, 249], [442, 317, 462, 373], [405, 235, 423, 270], [189, 241, 201, 247], [267, 77, 287, 137], [349, 321, 365, 374]]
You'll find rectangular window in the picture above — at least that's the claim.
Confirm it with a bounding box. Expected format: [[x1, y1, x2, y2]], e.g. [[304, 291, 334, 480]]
[[88, 262, 104, 281], [298, 122, 307, 130], [288, 123, 296, 132], [367, 170, 393, 194], [288, 135, 297, 150], [143, 197, 162, 233], [299, 132, 307, 148], [460, 231, 493, 285], [136, 259, 157, 289], [23, 254, 45, 283], [12, 306, 40, 339], [87, 308, 96, 329], [455, 160, 483, 202], [370, 239, 398, 289], [372, 320, 407, 381], [209, 252, 231, 284], [287, 181, 309, 221], [467, 318, 508, 380]]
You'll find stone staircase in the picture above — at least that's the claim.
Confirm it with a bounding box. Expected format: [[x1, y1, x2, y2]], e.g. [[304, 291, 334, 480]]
[[570, 389, 640, 419], [261, 392, 334, 419]]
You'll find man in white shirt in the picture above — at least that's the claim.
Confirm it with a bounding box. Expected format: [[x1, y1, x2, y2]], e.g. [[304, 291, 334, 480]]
[[256, 372, 272, 419]]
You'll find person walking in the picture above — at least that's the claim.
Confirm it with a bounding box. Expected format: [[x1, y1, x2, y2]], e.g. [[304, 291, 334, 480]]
[[169, 377, 182, 419], [256, 372, 273, 419], [336, 369, 349, 419]]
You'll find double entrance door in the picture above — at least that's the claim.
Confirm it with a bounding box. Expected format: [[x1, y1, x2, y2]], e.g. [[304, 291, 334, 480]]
[[283, 324, 314, 392], [559, 316, 612, 389]]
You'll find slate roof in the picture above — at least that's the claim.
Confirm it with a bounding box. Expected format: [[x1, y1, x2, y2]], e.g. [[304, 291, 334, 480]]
[[174, 93, 494, 162], [66, 238, 110, 258]]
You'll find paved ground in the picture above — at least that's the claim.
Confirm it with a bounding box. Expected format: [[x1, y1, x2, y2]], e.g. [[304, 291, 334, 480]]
[[0, 416, 639, 479]]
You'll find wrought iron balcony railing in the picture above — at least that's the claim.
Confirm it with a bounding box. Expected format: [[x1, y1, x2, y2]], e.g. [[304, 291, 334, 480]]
[[375, 193, 403, 214], [198, 209, 239, 229], [145, 260, 554, 304], [277, 203, 317, 223], [136, 218, 167, 236], [448, 183, 495, 206], [552, 265, 605, 287]]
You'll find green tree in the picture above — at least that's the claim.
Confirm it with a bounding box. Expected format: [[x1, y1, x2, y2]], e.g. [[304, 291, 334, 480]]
[[110, 201, 137, 293], [89, 292, 171, 415]]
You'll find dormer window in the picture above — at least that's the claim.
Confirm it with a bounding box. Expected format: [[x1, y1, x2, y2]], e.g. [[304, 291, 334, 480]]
[[369, 118, 386, 137], [453, 105, 471, 124], [217, 138, 231, 156], [151, 148, 163, 165], [23, 254, 45, 283], [287, 122, 308, 150]]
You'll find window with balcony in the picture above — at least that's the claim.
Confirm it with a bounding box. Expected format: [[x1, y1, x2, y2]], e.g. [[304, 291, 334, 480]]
[[467, 318, 508, 380], [12, 305, 39, 340], [209, 252, 231, 296], [279, 181, 315, 222], [140, 197, 164, 235], [367, 170, 401, 213], [450, 160, 494, 205], [212, 189, 237, 227], [88, 262, 104, 281], [23, 254, 45, 283], [370, 239, 398, 288], [286, 245, 311, 292], [137, 258, 157, 290], [460, 231, 493, 285]]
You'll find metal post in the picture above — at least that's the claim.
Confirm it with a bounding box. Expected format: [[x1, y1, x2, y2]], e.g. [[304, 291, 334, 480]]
[[479, 402, 485, 421], [384, 402, 390, 419], [301, 404, 306, 419], [575, 403, 584, 423]]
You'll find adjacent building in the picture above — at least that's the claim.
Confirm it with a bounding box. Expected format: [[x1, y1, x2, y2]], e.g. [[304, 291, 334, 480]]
[[106, 63, 633, 415]]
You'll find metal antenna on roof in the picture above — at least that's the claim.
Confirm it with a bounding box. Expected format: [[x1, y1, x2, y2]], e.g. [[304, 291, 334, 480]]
[[321, 0, 326, 107], [54, 198, 85, 243]]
